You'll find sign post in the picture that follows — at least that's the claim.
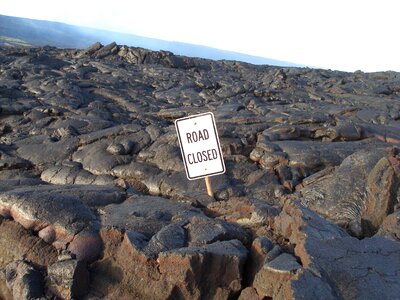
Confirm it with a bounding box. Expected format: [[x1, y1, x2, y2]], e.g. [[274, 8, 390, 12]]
[[175, 112, 225, 196], [205, 176, 213, 197]]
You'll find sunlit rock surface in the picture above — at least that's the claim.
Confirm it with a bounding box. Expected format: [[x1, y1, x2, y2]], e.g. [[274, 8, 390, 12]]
[[0, 43, 399, 299]]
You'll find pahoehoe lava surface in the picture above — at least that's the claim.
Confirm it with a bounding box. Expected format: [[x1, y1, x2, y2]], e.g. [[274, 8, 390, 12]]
[[0, 43, 400, 299]]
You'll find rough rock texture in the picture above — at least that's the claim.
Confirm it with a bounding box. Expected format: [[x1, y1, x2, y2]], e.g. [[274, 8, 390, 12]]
[[47, 258, 89, 299], [0, 216, 58, 268], [0, 185, 126, 262], [1, 43, 400, 298], [298, 147, 400, 237], [267, 201, 400, 299], [3, 260, 44, 300], [91, 228, 248, 299]]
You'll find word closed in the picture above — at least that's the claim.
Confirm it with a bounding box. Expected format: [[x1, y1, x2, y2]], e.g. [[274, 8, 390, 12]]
[[175, 112, 225, 180]]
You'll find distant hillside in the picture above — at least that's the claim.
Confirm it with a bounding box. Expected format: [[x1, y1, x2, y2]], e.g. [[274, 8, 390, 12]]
[[0, 14, 299, 67]]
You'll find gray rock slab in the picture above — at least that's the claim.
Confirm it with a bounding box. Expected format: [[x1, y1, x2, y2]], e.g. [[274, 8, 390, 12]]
[[41, 165, 115, 186], [47, 259, 89, 299], [5, 260, 44, 300], [274, 201, 400, 299], [16, 136, 79, 167], [299, 148, 396, 237], [100, 195, 204, 237], [0, 184, 125, 261]]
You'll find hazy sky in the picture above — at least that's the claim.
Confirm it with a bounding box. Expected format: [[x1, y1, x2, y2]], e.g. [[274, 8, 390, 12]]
[[1, 0, 399, 72]]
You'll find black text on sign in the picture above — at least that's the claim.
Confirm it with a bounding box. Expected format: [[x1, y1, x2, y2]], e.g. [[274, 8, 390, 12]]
[[175, 112, 225, 180]]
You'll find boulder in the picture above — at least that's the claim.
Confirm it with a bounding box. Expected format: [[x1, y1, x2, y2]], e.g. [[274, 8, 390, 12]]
[[0, 185, 107, 262], [268, 201, 400, 299], [4, 260, 44, 300], [298, 148, 399, 237], [47, 259, 89, 299]]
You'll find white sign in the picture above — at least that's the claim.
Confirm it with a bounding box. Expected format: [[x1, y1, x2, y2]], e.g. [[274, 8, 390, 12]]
[[175, 112, 225, 180]]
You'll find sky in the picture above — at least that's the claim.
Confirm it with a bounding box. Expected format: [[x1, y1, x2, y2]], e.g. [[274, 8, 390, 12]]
[[1, 0, 399, 72]]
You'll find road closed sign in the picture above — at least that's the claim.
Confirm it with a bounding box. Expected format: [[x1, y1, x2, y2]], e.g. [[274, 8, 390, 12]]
[[175, 112, 225, 180]]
